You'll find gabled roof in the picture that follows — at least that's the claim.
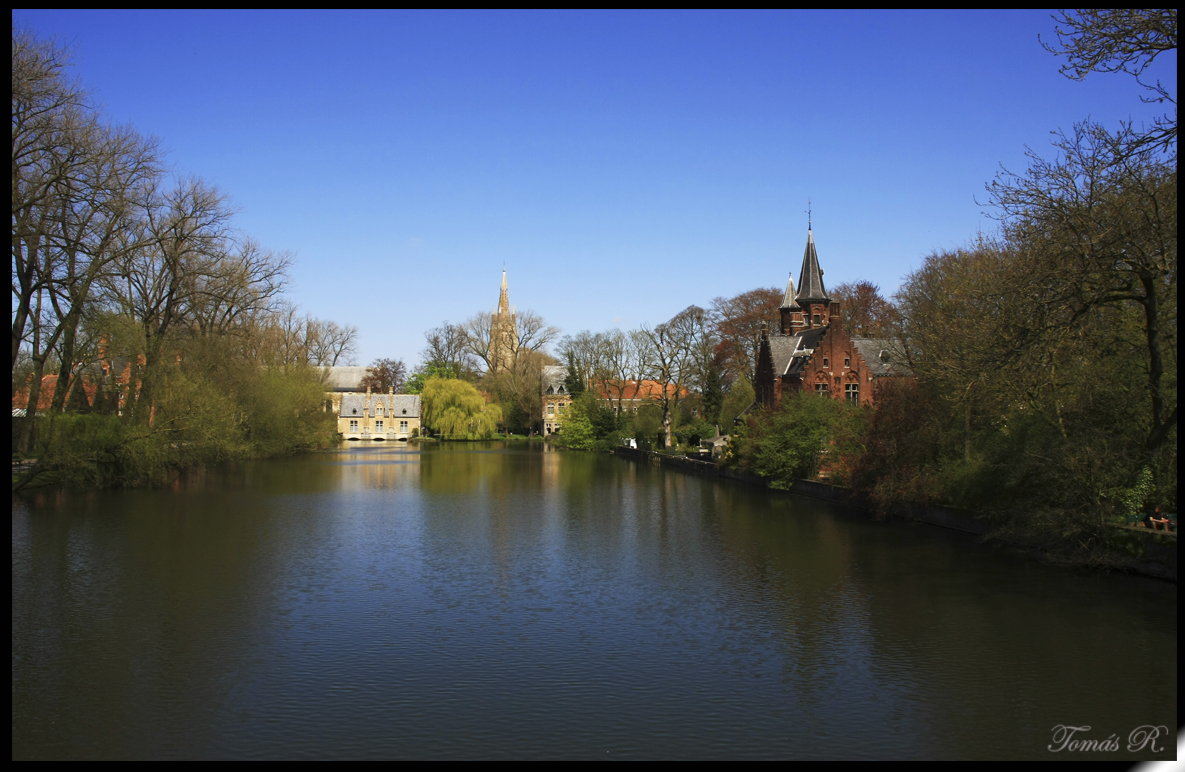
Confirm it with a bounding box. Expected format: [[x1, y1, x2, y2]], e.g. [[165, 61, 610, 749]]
[[541, 365, 568, 395], [795, 229, 830, 305], [323, 366, 368, 392], [767, 336, 800, 377], [851, 339, 912, 378], [339, 393, 421, 418], [780, 272, 800, 310]]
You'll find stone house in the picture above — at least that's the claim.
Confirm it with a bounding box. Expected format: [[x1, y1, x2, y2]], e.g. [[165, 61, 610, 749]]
[[338, 389, 421, 440], [541, 365, 572, 436]]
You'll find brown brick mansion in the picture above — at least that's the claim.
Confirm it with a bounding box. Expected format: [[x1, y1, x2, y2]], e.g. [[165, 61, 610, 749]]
[[754, 226, 909, 409]]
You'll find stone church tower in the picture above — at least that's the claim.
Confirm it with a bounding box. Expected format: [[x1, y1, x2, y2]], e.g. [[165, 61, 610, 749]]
[[489, 269, 518, 373]]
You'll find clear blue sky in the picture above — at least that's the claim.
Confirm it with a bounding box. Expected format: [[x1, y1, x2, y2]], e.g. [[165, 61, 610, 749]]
[[13, 10, 1176, 367]]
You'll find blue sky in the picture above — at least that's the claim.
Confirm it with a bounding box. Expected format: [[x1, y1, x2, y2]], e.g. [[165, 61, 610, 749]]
[[13, 10, 1176, 366]]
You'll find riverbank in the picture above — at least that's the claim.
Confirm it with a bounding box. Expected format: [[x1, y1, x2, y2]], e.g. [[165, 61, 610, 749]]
[[612, 446, 1177, 583]]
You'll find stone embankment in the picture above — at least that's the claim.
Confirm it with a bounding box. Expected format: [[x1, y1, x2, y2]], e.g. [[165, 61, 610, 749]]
[[611, 446, 1175, 582]]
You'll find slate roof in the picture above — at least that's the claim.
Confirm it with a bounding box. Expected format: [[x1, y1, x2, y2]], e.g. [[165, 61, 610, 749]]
[[852, 339, 912, 377], [323, 366, 368, 392], [339, 393, 421, 418], [767, 327, 831, 378], [795, 229, 830, 305], [541, 365, 569, 395], [767, 336, 801, 377], [780, 272, 800, 310]]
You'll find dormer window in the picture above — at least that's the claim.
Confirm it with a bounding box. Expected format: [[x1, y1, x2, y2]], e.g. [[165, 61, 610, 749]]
[[813, 314, 821, 325], [558, 386, 565, 394], [546, 386, 554, 395], [402, 409, 407, 415], [352, 408, 357, 414]]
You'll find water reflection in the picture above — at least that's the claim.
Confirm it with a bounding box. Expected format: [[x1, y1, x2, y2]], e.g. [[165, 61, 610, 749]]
[[12, 445, 1176, 759]]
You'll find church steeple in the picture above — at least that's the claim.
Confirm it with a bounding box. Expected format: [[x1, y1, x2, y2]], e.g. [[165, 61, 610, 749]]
[[489, 269, 518, 373], [498, 269, 511, 315]]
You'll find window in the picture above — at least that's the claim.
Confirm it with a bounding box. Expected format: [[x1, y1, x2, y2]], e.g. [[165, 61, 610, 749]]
[[815, 383, 829, 394], [375, 420, 384, 433], [823, 357, 829, 368], [349, 420, 358, 432], [547, 404, 555, 415], [400, 420, 408, 432], [845, 383, 859, 402], [558, 403, 565, 413], [813, 314, 821, 325], [844, 356, 850, 368], [377, 406, 384, 417]]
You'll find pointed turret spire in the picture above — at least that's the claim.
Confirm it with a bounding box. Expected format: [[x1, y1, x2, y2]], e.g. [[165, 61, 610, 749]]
[[794, 228, 829, 305], [780, 271, 800, 310]]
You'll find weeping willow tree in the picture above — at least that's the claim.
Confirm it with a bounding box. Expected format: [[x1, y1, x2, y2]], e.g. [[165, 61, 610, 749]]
[[421, 377, 503, 439]]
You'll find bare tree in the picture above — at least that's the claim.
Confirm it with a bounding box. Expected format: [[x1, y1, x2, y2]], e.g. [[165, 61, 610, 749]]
[[1042, 9, 1177, 153], [360, 358, 407, 393], [43, 122, 159, 412], [423, 321, 476, 378], [709, 287, 782, 383], [830, 281, 900, 339], [12, 28, 88, 373], [514, 309, 560, 360], [633, 305, 709, 447], [102, 177, 234, 418], [306, 318, 358, 366]]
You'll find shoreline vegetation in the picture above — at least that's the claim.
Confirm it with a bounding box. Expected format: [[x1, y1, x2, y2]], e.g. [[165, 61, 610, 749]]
[[13, 14, 1175, 569], [609, 443, 1177, 583]]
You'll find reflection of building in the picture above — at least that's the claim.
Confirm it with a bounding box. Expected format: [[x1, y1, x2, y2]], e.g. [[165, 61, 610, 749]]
[[755, 226, 909, 409], [489, 270, 517, 373], [541, 365, 571, 436], [338, 389, 421, 440]]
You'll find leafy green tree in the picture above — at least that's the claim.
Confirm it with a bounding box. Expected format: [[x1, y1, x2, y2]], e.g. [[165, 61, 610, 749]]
[[745, 393, 864, 488], [405, 361, 457, 394], [553, 394, 597, 450], [719, 376, 755, 428], [421, 376, 502, 439]]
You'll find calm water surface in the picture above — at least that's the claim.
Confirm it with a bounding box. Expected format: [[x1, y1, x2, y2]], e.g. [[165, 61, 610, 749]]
[[11, 444, 1177, 759]]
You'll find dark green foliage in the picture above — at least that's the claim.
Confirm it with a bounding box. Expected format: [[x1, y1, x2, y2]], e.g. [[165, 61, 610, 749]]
[[700, 360, 723, 427], [674, 417, 714, 449], [554, 392, 620, 451], [64, 379, 92, 413], [734, 393, 866, 489], [564, 355, 585, 397]]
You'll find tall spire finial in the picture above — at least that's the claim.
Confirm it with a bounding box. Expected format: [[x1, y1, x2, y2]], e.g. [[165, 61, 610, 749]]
[[806, 198, 812, 231]]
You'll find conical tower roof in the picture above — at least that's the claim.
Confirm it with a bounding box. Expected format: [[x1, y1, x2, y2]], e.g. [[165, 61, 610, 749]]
[[780, 271, 800, 310], [794, 229, 829, 305]]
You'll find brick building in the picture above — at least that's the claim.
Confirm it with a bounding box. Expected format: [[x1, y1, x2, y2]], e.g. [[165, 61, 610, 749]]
[[754, 226, 909, 409]]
